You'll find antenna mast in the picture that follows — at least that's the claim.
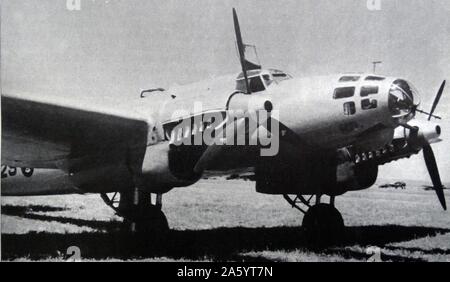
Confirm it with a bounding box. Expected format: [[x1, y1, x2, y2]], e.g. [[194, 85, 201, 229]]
[[372, 61, 382, 73]]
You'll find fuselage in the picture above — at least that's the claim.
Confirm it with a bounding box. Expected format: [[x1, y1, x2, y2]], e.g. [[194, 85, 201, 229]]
[[139, 70, 418, 154], [1, 70, 421, 195]]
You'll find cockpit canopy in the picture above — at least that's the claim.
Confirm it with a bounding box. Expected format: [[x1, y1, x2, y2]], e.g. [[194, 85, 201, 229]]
[[235, 69, 292, 93], [388, 79, 419, 118]]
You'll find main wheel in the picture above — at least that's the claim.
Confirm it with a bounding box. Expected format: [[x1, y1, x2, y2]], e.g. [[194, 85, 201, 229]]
[[117, 206, 169, 257], [101, 191, 169, 234], [302, 203, 345, 249], [121, 205, 169, 234]]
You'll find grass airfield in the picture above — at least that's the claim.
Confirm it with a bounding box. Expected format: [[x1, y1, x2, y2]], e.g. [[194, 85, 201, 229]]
[[2, 178, 450, 262]]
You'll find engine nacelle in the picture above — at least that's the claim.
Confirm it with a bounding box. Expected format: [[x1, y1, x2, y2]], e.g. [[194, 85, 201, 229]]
[[138, 142, 203, 193], [335, 162, 378, 193], [255, 153, 378, 196], [394, 121, 442, 150]]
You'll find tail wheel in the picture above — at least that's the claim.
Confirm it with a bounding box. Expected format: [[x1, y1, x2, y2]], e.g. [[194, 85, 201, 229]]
[[302, 203, 345, 249]]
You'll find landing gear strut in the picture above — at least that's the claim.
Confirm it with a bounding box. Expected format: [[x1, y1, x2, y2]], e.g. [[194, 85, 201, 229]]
[[101, 188, 168, 234], [284, 194, 345, 248]]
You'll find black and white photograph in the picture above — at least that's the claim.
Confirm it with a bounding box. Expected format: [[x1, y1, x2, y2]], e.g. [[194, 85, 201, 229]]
[[1, 0, 450, 265]]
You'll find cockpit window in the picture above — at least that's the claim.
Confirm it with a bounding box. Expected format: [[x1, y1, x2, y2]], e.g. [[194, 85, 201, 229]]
[[262, 74, 272, 87], [249, 76, 266, 92], [270, 69, 292, 83], [235, 79, 247, 92], [272, 73, 288, 82], [236, 75, 266, 93], [389, 79, 417, 117], [235, 69, 292, 93]]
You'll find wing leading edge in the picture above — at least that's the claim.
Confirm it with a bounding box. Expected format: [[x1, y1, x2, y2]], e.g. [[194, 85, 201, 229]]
[[1, 92, 153, 170]]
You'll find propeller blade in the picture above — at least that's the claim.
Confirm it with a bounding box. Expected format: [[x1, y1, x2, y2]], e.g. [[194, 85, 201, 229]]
[[428, 80, 446, 121], [233, 8, 251, 94], [423, 145, 447, 210]]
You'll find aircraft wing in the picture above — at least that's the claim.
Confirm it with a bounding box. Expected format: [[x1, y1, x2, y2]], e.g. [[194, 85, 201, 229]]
[[1, 92, 152, 171]]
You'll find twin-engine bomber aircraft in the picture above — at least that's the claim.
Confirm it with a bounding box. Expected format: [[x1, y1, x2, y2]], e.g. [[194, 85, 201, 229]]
[[1, 9, 447, 246]]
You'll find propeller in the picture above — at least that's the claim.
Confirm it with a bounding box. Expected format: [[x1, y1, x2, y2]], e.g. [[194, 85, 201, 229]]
[[428, 80, 446, 121], [422, 80, 446, 210], [233, 8, 251, 94], [423, 145, 446, 210]]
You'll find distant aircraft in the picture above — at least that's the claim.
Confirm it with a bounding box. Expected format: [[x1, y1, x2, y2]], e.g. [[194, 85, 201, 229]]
[[379, 182, 406, 190], [1, 9, 446, 246]]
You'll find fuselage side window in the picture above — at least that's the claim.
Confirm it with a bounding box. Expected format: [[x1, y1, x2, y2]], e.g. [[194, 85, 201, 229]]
[[361, 98, 378, 110], [365, 76, 385, 81], [343, 102, 356, 115], [339, 76, 360, 82], [360, 86, 379, 97], [333, 87, 355, 99]]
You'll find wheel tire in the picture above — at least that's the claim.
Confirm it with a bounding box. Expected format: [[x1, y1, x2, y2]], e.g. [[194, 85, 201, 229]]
[[120, 206, 169, 235], [138, 206, 169, 234], [302, 203, 345, 249], [21, 167, 34, 177]]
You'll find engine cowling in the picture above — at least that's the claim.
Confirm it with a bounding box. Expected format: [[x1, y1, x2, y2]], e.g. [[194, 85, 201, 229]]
[[335, 161, 378, 193], [138, 142, 203, 193], [255, 152, 378, 196]]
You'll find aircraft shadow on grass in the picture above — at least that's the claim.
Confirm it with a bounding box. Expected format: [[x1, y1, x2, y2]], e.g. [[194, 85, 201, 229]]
[[2, 205, 449, 261]]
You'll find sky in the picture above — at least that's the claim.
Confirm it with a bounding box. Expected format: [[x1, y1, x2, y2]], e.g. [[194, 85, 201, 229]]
[[1, 0, 450, 182]]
